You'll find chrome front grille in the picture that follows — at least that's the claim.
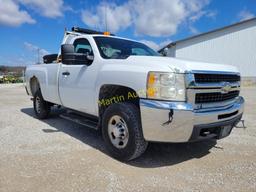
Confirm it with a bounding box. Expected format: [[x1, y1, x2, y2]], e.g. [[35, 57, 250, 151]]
[[195, 91, 240, 104], [186, 71, 241, 109], [194, 73, 240, 83]]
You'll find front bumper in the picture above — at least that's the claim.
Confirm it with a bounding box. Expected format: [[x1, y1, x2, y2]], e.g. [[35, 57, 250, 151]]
[[140, 96, 244, 142]]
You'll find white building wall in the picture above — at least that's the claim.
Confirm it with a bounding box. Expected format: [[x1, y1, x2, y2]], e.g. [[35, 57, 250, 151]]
[[167, 20, 256, 77]]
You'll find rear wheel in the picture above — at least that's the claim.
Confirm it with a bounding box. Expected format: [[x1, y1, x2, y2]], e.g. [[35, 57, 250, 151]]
[[33, 90, 51, 119], [102, 103, 148, 161]]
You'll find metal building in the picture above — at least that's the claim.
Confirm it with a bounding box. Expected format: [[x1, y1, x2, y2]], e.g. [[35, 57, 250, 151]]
[[159, 18, 256, 82]]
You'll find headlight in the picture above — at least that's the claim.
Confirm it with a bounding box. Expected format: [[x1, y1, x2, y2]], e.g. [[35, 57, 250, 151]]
[[147, 72, 186, 101]]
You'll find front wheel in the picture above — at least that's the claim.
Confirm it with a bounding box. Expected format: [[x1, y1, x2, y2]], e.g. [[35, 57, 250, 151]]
[[102, 103, 148, 161], [33, 90, 51, 119]]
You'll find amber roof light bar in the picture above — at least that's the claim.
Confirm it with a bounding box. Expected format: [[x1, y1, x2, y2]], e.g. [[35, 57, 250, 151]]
[[71, 27, 115, 36]]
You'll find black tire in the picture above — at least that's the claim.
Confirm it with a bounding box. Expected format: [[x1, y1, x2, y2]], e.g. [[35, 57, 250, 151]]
[[102, 102, 148, 161], [33, 90, 51, 119]]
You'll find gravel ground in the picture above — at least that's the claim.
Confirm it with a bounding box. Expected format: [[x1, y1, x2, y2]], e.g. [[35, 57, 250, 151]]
[[0, 84, 255, 192]]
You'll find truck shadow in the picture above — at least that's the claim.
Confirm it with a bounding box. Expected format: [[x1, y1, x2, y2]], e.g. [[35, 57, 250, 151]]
[[21, 107, 218, 168]]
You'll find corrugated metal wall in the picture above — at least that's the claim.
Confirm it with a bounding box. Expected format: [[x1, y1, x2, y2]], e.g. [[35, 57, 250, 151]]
[[167, 20, 256, 77]]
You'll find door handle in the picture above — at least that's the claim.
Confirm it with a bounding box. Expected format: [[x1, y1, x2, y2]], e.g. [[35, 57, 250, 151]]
[[62, 71, 70, 76]]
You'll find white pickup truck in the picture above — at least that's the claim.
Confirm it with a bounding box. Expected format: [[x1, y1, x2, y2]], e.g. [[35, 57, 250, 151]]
[[25, 27, 244, 161]]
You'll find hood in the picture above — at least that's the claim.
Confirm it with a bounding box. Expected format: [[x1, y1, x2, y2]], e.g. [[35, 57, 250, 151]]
[[125, 56, 239, 74]]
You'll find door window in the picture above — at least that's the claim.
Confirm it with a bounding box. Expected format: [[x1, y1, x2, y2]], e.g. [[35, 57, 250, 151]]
[[73, 38, 94, 65]]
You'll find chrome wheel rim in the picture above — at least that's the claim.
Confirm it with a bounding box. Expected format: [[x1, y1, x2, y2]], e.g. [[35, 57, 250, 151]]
[[108, 115, 129, 149], [35, 96, 41, 114]]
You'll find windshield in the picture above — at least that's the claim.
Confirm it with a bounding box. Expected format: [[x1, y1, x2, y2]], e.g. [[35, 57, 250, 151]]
[[94, 36, 159, 59]]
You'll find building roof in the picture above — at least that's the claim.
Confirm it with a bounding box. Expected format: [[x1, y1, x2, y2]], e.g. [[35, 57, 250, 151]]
[[159, 17, 256, 52]]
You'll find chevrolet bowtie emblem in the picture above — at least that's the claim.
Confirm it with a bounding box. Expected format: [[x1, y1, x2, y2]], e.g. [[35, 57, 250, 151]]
[[221, 82, 232, 93]]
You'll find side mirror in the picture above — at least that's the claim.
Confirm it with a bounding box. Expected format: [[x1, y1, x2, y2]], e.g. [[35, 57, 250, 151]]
[[61, 44, 93, 65]]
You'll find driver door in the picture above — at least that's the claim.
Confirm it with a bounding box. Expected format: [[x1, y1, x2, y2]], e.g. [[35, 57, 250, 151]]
[[59, 38, 96, 114]]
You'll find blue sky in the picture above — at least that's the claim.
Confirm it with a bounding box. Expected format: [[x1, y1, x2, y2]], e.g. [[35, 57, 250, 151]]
[[0, 0, 255, 66]]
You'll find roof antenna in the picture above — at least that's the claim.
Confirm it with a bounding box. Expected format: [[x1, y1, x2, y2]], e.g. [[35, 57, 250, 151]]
[[104, 4, 108, 32]]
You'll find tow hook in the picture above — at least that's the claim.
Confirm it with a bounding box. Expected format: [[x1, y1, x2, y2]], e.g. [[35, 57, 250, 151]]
[[235, 119, 246, 129], [162, 109, 174, 126]]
